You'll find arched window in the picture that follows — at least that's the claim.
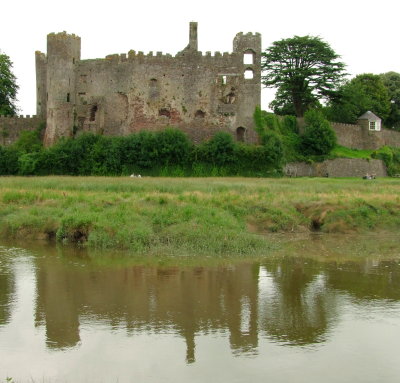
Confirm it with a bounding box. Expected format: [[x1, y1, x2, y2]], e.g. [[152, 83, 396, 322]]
[[149, 78, 160, 99], [195, 110, 205, 118], [236, 127, 246, 142], [90, 105, 98, 122]]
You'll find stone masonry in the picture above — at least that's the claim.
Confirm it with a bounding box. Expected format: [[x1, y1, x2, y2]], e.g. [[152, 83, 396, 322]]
[[34, 22, 262, 146]]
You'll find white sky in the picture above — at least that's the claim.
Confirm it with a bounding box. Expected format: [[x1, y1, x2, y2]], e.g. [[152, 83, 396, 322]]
[[1, 0, 399, 115]]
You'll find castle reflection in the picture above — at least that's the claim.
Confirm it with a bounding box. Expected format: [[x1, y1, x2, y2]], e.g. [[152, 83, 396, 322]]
[[0, 253, 15, 327], [12, 245, 395, 362]]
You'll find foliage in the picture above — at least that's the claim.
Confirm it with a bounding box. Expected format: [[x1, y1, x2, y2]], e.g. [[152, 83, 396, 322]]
[[198, 132, 236, 166], [372, 146, 400, 176], [379, 71, 400, 130], [331, 146, 373, 160], [11, 124, 44, 154], [0, 52, 18, 116], [254, 106, 301, 162], [0, 126, 285, 177], [262, 35, 346, 117], [301, 109, 337, 156], [327, 73, 391, 124], [0, 146, 19, 174]]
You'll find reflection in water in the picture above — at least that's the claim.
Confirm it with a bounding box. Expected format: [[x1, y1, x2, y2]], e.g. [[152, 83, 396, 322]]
[[0, 235, 400, 382], [259, 258, 337, 346], [34, 257, 261, 361], [28, 242, 400, 360], [0, 247, 16, 326]]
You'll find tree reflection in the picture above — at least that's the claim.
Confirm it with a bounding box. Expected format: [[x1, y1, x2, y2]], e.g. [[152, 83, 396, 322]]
[[259, 257, 337, 346], [0, 267, 15, 326], [29, 243, 400, 362]]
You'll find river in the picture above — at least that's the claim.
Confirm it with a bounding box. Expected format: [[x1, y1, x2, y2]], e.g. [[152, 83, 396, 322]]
[[0, 234, 399, 382]]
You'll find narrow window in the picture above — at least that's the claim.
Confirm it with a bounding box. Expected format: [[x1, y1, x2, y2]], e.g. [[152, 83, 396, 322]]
[[222, 75, 227, 85], [67, 93, 70, 102], [244, 69, 254, 80], [236, 127, 246, 142], [90, 105, 98, 122], [149, 78, 160, 99], [73, 58, 75, 64]]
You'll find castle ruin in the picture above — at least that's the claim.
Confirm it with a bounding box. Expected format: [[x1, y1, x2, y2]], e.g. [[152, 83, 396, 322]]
[[35, 22, 262, 146]]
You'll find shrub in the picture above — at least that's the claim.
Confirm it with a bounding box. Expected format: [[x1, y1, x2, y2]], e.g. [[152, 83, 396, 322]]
[[154, 128, 192, 166], [199, 132, 236, 166], [0, 146, 19, 175], [301, 109, 337, 156]]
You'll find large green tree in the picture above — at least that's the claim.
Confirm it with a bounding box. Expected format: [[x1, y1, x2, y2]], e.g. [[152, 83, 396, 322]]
[[262, 35, 346, 117], [379, 71, 400, 130], [327, 73, 391, 124], [0, 52, 18, 116]]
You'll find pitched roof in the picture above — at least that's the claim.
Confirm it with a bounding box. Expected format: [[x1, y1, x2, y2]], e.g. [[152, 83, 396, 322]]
[[357, 111, 381, 121]]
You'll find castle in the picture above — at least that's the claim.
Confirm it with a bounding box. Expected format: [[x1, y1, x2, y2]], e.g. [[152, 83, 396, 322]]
[[34, 22, 262, 146], [1, 23, 400, 155]]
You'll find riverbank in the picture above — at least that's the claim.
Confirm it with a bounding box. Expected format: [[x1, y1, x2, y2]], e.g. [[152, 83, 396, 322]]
[[0, 176, 399, 255]]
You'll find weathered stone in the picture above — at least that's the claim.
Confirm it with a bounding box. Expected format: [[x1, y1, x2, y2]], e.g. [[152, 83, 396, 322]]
[[35, 22, 262, 146], [285, 159, 387, 178]]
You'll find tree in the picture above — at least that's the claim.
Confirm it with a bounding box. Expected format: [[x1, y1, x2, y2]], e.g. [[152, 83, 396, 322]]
[[327, 73, 391, 124], [301, 109, 336, 156], [262, 35, 346, 117], [0, 52, 18, 116], [379, 72, 400, 130]]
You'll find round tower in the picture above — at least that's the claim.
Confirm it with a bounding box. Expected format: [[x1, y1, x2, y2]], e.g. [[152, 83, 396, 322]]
[[44, 32, 81, 146]]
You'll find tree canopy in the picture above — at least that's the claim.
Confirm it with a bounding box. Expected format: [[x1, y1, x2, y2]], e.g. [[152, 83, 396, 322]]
[[262, 35, 346, 117], [379, 72, 400, 130], [326, 73, 391, 124], [0, 52, 18, 116]]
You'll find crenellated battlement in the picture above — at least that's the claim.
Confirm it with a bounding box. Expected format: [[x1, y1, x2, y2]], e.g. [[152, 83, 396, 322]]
[[35, 22, 262, 146], [47, 31, 81, 41], [0, 114, 40, 119], [85, 49, 239, 65], [235, 32, 261, 37]]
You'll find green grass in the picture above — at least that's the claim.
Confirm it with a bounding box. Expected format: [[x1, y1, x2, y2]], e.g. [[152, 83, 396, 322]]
[[0, 176, 399, 256], [331, 145, 373, 159]]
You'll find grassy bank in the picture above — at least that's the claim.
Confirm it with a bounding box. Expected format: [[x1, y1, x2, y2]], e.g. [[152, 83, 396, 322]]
[[0, 176, 399, 256]]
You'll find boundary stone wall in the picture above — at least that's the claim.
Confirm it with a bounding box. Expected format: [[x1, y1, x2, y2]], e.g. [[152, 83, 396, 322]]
[[331, 122, 400, 150], [285, 158, 387, 178], [0, 115, 45, 146]]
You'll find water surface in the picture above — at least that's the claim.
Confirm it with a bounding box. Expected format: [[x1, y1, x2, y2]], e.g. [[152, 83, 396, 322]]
[[0, 235, 399, 382]]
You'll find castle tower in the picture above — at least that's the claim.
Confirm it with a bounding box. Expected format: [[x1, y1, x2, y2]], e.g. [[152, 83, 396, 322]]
[[44, 32, 81, 146], [35, 51, 47, 118], [233, 32, 262, 140], [189, 22, 198, 51]]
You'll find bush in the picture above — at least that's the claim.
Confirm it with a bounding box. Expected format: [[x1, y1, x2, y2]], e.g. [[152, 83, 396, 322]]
[[198, 132, 236, 166], [301, 109, 337, 156], [372, 146, 400, 176], [154, 128, 192, 166], [0, 146, 19, 175]]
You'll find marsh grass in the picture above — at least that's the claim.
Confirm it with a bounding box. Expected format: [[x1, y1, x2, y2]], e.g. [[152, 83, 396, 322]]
[[0, 176, 399, 255]]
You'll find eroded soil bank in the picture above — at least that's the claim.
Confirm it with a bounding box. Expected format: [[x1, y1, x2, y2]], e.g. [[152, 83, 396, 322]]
[[0, 176, 399, 256]]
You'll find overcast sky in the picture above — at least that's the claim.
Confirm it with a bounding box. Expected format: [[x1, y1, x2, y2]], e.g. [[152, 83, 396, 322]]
[[1, 0, 398, 115]]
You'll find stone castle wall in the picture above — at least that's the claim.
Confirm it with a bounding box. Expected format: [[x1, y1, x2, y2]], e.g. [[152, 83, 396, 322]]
[[285, 158, 387, 178], [35, 23, 262, 146], [0, 115, 44, 146], [331, 122, 400, 150]]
